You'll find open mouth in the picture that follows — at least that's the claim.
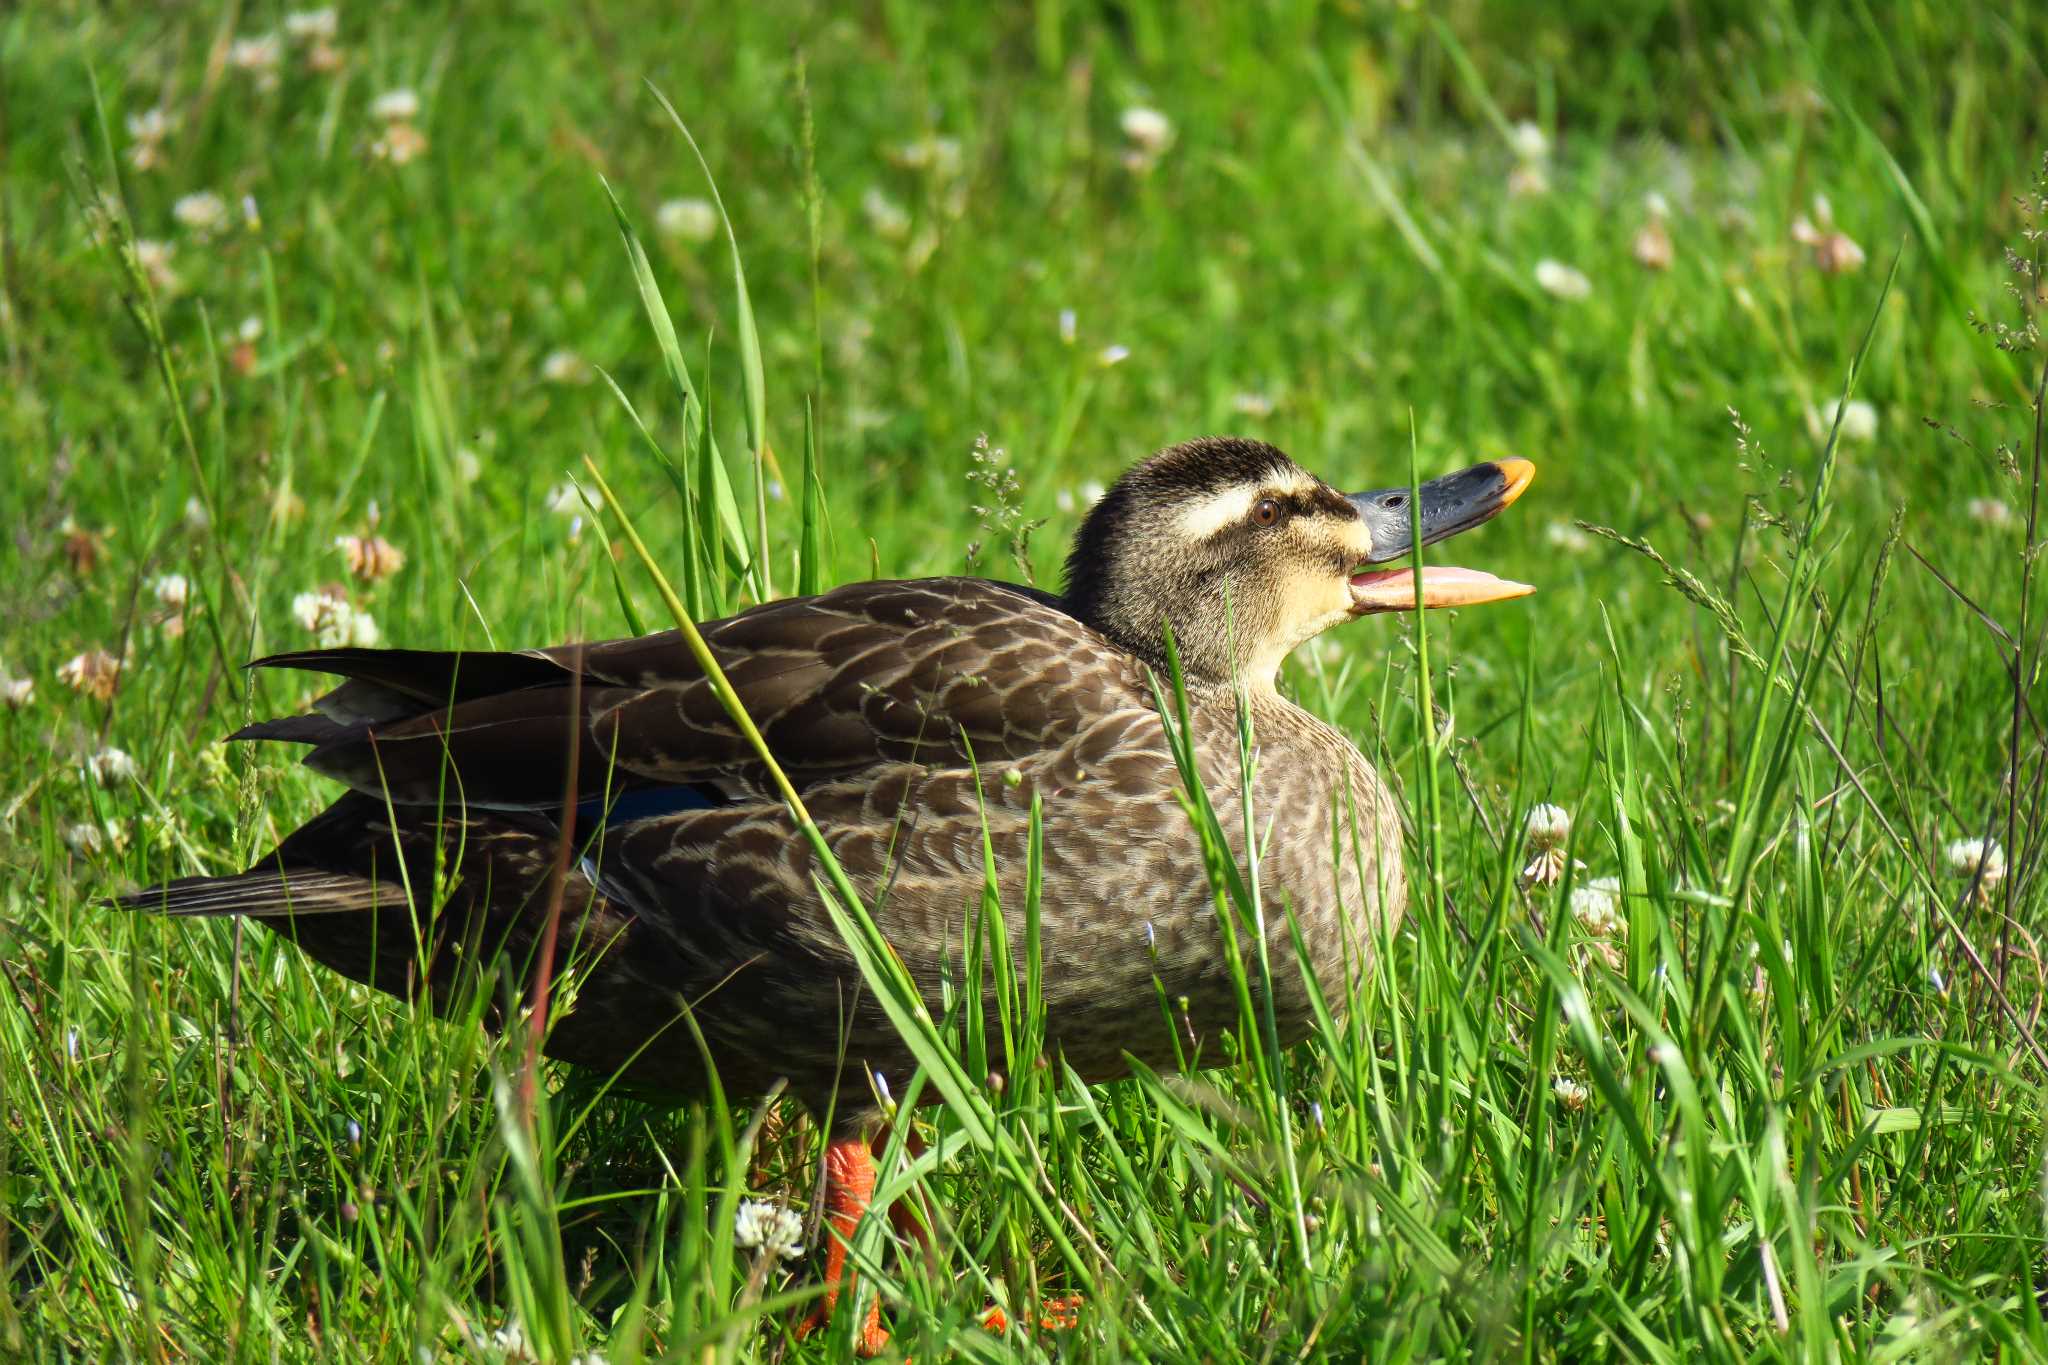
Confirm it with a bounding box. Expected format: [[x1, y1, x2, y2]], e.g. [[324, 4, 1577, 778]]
[[1345, 458, 1537, 613]]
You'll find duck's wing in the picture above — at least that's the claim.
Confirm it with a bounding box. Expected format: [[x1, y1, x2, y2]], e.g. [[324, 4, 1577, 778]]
[[243, 577, 1151, 811]]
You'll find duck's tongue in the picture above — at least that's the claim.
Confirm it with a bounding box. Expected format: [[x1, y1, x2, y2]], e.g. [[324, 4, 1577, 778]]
[[1349, 565, 1535, 612]]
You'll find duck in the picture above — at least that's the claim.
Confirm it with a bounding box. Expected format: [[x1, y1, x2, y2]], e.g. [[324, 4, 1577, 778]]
[[121, 436, 1533, 1353]]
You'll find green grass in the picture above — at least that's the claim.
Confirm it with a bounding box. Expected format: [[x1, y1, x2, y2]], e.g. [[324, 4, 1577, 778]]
[[5, 1, 2048, 1358]]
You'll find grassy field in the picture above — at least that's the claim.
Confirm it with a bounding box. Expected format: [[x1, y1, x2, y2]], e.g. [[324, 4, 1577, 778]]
[[5, 1, 2048, 1358]]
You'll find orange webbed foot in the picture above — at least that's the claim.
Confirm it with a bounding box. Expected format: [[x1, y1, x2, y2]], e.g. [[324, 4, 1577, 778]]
[[981, 1291, 1084, 1335]]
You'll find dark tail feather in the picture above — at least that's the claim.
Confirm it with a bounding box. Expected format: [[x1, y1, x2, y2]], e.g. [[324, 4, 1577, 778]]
[[115, 869, 404, 918], [228, 714, 355, 746]]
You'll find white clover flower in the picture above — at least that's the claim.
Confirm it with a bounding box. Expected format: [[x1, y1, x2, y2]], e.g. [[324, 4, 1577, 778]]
[[892, 134, 963, 178], [1506, 163, 1550, 198], [655, 196, 718, 243], [1509, 119, 1549, 162], [133, 239, 179, 292], [64, 821, 120, 855], [371, 122, 428, 165], [1945, 838, 2006, 890], [335, 534, 404, 582], [1, 674, 32, 709], [1545, 520, 1593, 553], [228, 33, 283, 74], [1570, 877, 1624, 939], [544, 481, 587, 520], [57, 649, 122, 701], [1812, 398, 1877, 444], [1058, 307, 1077, 345], [1119, 106, 1173, 154], [1534, 259, 1592, 301], [238, 314, 264, 343], [1644, 190, 1672, 219], [453, 446, 482, 484], [283, 8, 338, 41], [1814, 230, 1865, 274], [539, 349, 590, 385], [1967, 497, 2014, 528], [1552, 1077, 1588, 1110], [126, 108, 173, 144], [1633, 219, 1674, 271], [290, 590, 378, 648], [732, 1198, 804, 1260], [861, 187, 910, 240], [88, 748, 140, 785], [1082, 481, 1106, 505], [370, 88, 420, 123], [1524, 804, 1571, 852], [172, 191, 229, 235], [1097, 344, 1130, 368], [150, 574, 190, 611], [1231, 391, 1277, 418]]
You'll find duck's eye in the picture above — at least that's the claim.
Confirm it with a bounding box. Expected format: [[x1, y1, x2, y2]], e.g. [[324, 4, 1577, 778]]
[[1250, 497, 1282, 528]]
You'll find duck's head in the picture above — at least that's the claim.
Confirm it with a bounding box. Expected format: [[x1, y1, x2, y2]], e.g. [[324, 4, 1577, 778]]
[[1062, 437, 1535, 690]]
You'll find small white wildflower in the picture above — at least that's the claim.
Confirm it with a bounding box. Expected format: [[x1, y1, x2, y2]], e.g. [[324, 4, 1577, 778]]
[[544, 482, 585, 518], [1552, 1077, 1588, 1111], [1534, 259, 1592, 301], [1509, 120, 1548, 162], [1097, 343, 1130, 368], [335, 534, 405, 582], [238, 314, 263, 343], [1633, 219, 1674, 271], [370, 122, 428, 165], [1570, 877, 1624, 939], [1644, 191, 1672, 219], [172, 191, 229, 235], [1524, 804, 1571, 852], [1945, 838, 2006, 892], [1082, 481, 1106, 505], [182, 495, 210, 531], [57, 650, 122, 702], [126, 108, 173, 144], [290, 590, 379, 648], [540, 349, 590, 385], [89, 748, 140, 785], [892, 134, 963, 178], [283, 8, 338, 42], [227, 33, 283, 74], [484, 1318, 532, 1361], [133, 239, 179, 292], [370, 88, 420, 123], [1055, 487, 1077, 513], [64, 821, 119, 855], [732, 1198, 805, 1260], [1545, 520, 1593, 553], [1119, 106, 1173, 154], [453, 446, 482, 484], [150, 574, 190, 611], [1811, 397, 1878, 444], [1506, 163, 1550, 198], [1967, 497, 2013, 528], [1230, 391, 1277, 418], [861, 187, 910, 240], [654, 196, 718, 243], [1, 674, 32, 708], [1058, 307, 1077, 345], [1814, 230, 1865, 274]]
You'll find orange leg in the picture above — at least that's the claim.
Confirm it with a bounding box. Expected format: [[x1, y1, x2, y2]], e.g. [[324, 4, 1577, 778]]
[[795, 1135, 890, 1356]]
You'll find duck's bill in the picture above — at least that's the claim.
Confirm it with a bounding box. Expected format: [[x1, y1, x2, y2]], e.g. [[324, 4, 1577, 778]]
[[1349, 565, 1536, 613], [1348, 457, 1536, 564]]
